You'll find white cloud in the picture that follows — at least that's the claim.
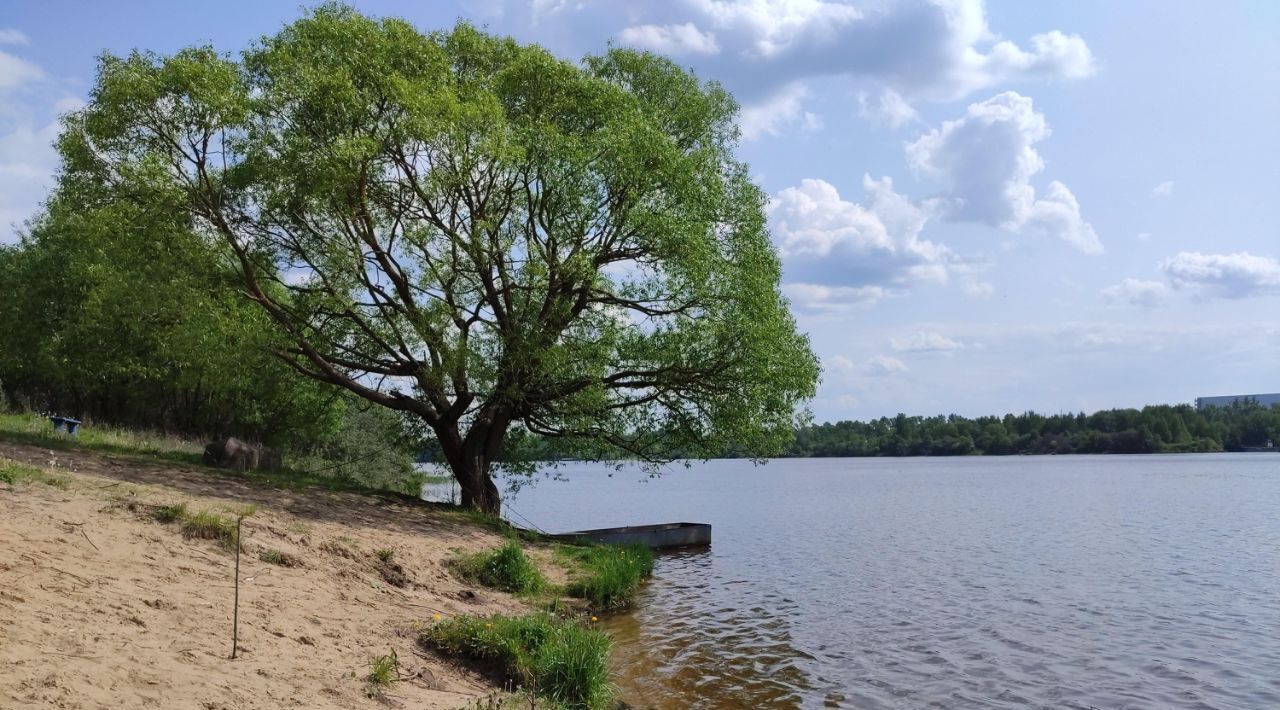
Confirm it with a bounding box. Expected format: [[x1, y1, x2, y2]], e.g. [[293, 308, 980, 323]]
[[1101, 278, 1169, 308], [784, 282, 888, 312], [891, 331, 963, 352], [863, 354, 909, 376], [1152, 180, 1174, 198], [618, 22, 720, 56], [905, 91, 1101, 254], [0, 50, 43, 90], [770, 174, 954, 300], [857, 87, 920, 128], [681, 0, 1095, 101], [1160, 251, 1280, 299], [0, 29, 30, 47], [738, 82, 823, 140]]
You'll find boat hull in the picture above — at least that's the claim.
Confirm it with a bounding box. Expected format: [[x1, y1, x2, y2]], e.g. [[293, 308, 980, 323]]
[[547, 522, 711, 549]]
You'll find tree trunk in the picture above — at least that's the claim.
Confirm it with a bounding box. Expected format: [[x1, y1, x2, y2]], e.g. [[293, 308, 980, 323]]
[[435, 414, 509, 516], [455, 458, 502, 515]]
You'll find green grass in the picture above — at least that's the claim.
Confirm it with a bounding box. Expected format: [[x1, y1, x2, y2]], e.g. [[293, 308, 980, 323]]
[[451, 539, 547, 595], [0, 412, 424, 499], [0, 412, 204, 466], [365, 649, 398, 698], [420, 613, 611, 710], [0, 459, 71, 488], [179, 510, 239, 550], [375, 547, 395, 563], [555, 544, 654, 612], [151, 502, 188, 523]]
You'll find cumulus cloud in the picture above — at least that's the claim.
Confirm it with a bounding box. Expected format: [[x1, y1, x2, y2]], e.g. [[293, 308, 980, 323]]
[[858, 87, 921, 128], [1152, 180, 1174, 198], [905, 91, 1101, 254], [677, 0, 1094, 101], [770, 174, 954, 303], [1160, 252, 1280, 298], [738, 82, 823, 140], [618, 22, 720, 55], [891, 331, 963, 352], [1100, 278, 1169, 308]]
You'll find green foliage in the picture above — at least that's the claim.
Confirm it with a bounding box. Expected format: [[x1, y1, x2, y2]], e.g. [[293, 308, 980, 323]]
[[59, 3, 819, 512], [556, 544, 654, 611], [452, 540, 547, 595], [783, 401, 1280, 457], [375, 548, 395, 563], [0, 196, 344, 449], [421, 613, 611, 710], [365, 649, 398, 697], [289, 403, 423, 495]]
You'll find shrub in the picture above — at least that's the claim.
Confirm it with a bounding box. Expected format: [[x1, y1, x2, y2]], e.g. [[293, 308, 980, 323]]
[[557, 545, 654, 611], [452, 540, 546, 595], [421, 614, 611, 710]]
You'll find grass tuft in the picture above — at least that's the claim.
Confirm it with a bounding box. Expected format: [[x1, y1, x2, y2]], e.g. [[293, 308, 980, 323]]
[[451, 539, 546, 595], [556, 544, 654, 612], [366, 649, 398, 698], [179, 510, 239, 551], [421, 613, 611, 710], [151, 502, 187, 524], [375, 547, 395, 563], [258, 547, 299, 567]]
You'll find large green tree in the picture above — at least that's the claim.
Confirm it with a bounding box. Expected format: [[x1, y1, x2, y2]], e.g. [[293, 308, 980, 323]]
[[60, 4, 819, 513]]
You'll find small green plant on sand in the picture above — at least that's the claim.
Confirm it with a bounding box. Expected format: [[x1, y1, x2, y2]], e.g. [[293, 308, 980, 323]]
[[421, 613, 611, 710], [451, 539, 546, 595], [258, 547, 299, 567], [151, 502, 187, 523], [179, 510, 239, 551], [556, 544, 654, 611], [375, 548, 395, 563], [366, 649, 398, 698]]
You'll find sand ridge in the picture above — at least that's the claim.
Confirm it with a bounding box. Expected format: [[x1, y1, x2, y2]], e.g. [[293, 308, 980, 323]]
[[0, 441, 531, 709]]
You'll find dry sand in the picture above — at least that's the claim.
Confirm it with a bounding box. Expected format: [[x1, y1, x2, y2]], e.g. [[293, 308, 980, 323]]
[[0, 441, 537, 709]]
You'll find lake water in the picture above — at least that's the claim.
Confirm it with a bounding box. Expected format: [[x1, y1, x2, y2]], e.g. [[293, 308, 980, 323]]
[[496, 455, 1280, 709]]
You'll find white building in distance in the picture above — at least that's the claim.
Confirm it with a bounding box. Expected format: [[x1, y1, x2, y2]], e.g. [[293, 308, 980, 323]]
[[1195, 392, 1280, 409]]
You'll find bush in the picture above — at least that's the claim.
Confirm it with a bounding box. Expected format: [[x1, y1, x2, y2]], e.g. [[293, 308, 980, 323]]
[[421, 613, 611, 710], [557, 544, 654, 611], [452, 540, 546, 595]]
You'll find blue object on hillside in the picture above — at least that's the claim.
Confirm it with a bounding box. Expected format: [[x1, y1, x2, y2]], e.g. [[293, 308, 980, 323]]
[[49, 416, 82, 436]]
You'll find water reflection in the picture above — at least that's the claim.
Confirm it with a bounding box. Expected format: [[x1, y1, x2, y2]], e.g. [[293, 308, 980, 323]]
[[603, 548, 814, 708]]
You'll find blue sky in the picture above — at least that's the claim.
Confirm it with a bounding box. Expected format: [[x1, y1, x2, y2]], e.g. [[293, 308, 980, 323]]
[[2, 1, 1278, 422]]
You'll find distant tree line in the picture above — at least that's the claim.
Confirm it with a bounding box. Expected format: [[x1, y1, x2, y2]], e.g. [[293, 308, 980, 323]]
[[783, 401, 1280, 457]]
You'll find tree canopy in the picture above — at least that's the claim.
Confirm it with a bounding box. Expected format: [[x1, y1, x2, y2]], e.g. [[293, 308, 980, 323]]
[[60, 4, 819, 512]]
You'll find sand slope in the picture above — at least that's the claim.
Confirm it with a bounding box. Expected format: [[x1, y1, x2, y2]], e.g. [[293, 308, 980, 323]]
[[0, 442, 528, 710]]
